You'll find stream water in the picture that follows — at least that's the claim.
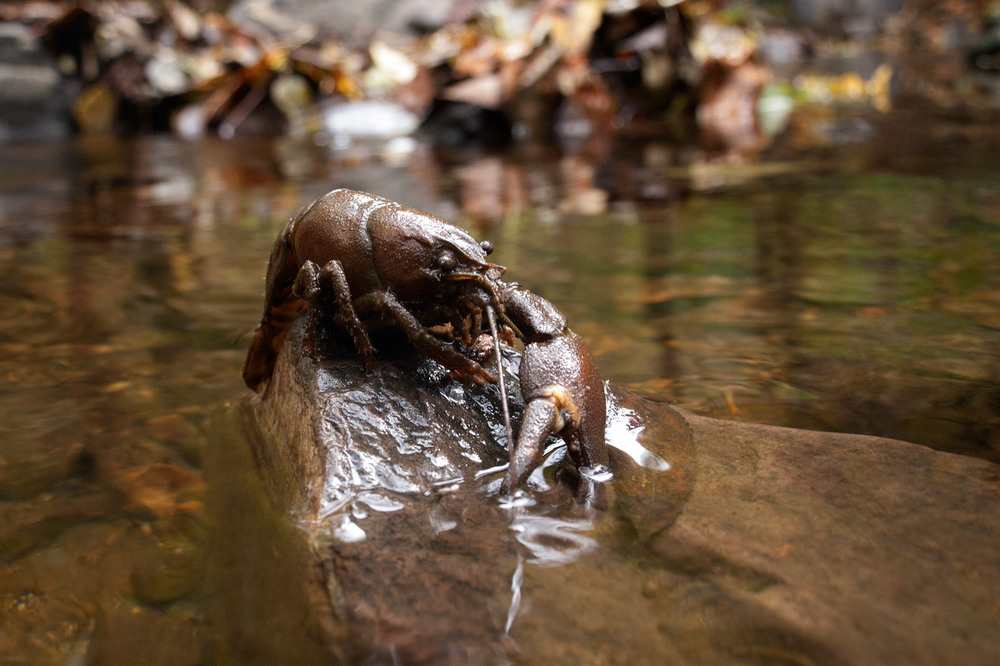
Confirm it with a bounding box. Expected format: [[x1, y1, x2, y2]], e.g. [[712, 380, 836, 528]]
[[1, 106, 998, 662]]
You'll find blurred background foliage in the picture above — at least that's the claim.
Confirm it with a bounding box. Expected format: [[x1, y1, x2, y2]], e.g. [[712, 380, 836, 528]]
[[2, 0, 999, 148]]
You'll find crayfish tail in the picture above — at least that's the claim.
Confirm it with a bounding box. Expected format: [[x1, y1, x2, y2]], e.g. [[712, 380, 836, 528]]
[[242, 298, 308, 391], [242, 325, 277, 391]]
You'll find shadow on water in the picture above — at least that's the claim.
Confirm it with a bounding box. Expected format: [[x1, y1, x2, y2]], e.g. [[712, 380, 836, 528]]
[[1, 112, 999, 662]]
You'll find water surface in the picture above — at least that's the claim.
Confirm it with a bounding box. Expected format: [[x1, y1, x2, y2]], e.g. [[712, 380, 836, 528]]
[[1, 111, 998, 661]]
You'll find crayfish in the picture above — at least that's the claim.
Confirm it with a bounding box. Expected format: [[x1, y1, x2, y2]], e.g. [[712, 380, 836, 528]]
[[243, 189, 608, 494]]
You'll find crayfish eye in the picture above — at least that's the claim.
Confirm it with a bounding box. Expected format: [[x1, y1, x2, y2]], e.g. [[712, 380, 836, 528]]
[[436, 249, 458, 271], [480, 240, 494, 256]]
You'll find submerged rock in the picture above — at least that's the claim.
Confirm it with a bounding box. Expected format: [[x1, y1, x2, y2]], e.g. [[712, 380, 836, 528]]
[[216, 316, 1000, 665]]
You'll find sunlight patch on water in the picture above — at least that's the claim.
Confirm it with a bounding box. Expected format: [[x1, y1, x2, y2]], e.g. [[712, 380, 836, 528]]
[[331, 514, 366, 543], [475, 462, 509, 480], [605, 388, 672, 472], [508, 510, 598, 567], [429, 506, 458, 534], [579, 464, 614, 483], [356, 490, 405, 513], [505, 554, 524, 635]]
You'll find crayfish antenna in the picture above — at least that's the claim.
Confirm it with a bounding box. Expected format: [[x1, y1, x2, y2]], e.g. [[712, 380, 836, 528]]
[[486, 305, 515, 455]]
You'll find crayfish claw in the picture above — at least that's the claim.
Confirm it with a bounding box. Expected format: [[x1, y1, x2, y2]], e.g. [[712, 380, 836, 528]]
[[505, 333, 608, 497], [502, 396, 559, 492]]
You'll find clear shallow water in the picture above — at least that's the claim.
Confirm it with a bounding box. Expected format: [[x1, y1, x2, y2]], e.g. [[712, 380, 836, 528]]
[[1, 110, 999, 661]]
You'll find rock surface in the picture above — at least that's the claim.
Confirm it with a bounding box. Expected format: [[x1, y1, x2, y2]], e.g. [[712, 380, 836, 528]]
[[217, 316, 1000, 665]]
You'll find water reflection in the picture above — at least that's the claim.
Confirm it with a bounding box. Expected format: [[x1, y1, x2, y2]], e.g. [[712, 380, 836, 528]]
[[504, 554, 524, 635], [470, 144, 1000, 462]]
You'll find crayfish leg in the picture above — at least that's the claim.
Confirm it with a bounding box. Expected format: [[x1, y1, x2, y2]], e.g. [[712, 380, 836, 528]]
[[290, 260, 322, 359], [353, 290, 497, 385], [317, 259, 377, 371], [291, 260, 320, 300]]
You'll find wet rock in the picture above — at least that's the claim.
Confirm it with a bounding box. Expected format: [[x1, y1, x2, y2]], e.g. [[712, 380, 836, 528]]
[[524, 412, 1000, 665], [216, 318, 608, 663], [680, 414, 1000, 663], [223, 316, 1000, 665]]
